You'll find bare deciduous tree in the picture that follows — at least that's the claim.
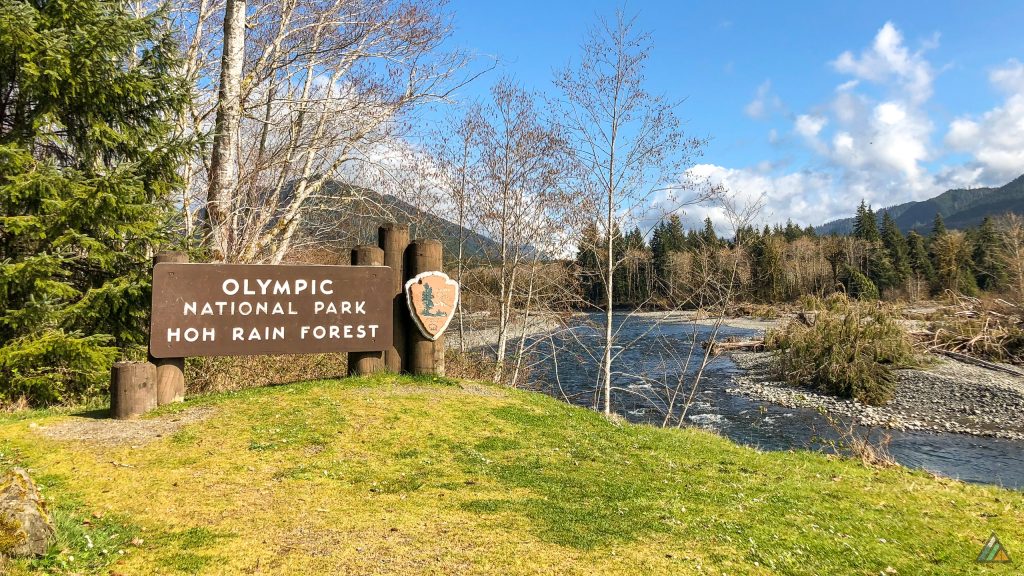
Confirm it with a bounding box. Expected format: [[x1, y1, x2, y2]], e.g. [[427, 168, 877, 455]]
[[429, 109, 483, 352], [471, 80, 574, 382], [172, 0, 479, 262], [555, 11, 709, 415], [997, 213, 1024, 301]]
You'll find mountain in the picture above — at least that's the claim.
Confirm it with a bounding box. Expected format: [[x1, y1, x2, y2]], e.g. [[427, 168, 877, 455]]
[[294, 181, 508, 264], [815, 174, 1024, 235]]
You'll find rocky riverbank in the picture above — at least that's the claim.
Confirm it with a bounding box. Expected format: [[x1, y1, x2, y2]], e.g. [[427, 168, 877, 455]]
[[728, 351, 1024, 441]]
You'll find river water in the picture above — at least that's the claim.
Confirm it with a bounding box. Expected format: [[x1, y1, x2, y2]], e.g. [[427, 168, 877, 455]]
[[523, 313, 1024, 490]]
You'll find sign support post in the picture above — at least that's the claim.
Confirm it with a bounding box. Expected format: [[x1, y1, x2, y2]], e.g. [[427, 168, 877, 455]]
[[151, 251, 188, 404], [407, 239, 444, 376], [110, 361, 157, 419], [347, 245, 387, 376], [379, 224, 409, 373]]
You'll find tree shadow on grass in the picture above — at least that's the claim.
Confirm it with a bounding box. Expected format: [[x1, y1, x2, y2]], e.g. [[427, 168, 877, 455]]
[[69, 408, 109, 419]]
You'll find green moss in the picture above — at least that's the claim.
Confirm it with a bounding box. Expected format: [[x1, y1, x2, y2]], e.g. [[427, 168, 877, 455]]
[[157, 551, 215, 573], [0, 515, 26, 554]]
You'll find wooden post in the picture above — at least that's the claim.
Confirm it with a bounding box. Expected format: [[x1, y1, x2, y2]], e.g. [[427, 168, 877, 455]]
[[348, 245, 386, 376], [151, 251, 188, 404], [110, 362, 158, 419], [379, 224, 409, 373], [407, 239, 444, 376]]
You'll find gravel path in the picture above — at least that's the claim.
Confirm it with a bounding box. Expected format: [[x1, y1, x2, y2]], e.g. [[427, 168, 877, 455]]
[[728, 351, 1024, 440], [34, 407, 215, 446]]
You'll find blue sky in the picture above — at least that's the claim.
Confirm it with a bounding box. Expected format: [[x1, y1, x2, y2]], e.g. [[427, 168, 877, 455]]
[[437, 0, 1024, 228]]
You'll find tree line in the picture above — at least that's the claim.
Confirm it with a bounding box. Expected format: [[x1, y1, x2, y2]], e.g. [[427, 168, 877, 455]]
[[572, 203, 1024, 310]]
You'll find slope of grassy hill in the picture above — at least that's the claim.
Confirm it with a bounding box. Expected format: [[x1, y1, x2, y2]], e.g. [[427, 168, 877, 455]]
[[1, 375, 1020, 575], [817, 173, 1024, 234]]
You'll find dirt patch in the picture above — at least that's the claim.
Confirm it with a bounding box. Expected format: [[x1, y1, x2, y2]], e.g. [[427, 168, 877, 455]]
[[33, 407, 215, 446], [457, 382, 509, 398], [355, 383, 508, 400]]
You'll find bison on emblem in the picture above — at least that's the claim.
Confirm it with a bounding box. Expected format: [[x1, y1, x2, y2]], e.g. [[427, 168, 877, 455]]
[[405, 271, 459, 340]]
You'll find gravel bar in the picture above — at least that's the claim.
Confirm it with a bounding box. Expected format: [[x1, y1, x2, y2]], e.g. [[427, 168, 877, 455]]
[[728, 351, 1024, 440]]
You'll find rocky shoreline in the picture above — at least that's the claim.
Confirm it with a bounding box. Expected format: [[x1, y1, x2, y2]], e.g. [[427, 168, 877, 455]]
[[727, 351, 1024, 441]]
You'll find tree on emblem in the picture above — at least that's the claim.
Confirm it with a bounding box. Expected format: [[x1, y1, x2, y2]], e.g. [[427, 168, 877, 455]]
[[421, 284, 447, 317]]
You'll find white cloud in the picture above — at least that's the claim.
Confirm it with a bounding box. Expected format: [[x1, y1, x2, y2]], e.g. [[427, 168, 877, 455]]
[[944, 59, 1024, 182], [674, 164, 844, 230], [831, 21, 934, 103], [836, 79, 860, 92], [795, 114, 827, 138], [657, 23, 1024, 231], [744, 80, 783, 119], [991, 59, 1024, 93]]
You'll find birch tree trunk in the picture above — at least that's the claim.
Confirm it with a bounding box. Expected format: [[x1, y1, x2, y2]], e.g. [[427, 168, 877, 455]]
[[206, 0, 245, 261], [603, 168, 615, 416]]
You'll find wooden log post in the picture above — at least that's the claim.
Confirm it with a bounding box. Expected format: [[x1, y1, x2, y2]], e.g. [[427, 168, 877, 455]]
[[348, 245, 386, 376], [407, 239, 445, 376], [152, 251, 188, 404], [379, 224, 409, 373], [110, 361, 158, 419]]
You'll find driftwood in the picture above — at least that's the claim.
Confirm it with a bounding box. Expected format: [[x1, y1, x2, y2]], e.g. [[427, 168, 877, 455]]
[[935, 350, 1024, 377], [705, 339, 765, 353], [796, 310, 816, 327]]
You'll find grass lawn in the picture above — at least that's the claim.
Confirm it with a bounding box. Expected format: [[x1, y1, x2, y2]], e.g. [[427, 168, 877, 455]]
[[0, 374, 1020, 575]]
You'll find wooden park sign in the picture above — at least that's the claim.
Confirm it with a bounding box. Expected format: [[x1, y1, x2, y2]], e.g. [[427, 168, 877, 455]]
[[150, 263, 392, 357], [112, 227, 452, 420], [405, 271, 459, 341]]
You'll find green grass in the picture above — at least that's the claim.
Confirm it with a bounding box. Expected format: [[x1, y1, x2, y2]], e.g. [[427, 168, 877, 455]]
[[0, 373, 1020, 575]]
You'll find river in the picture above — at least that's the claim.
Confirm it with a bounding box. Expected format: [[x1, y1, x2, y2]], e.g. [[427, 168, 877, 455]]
[[523, 313, 1024, 490]]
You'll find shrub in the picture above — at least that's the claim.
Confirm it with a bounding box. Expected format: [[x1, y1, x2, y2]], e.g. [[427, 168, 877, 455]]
[[766, 294, 915, 405], [839, 265, 880, 300]]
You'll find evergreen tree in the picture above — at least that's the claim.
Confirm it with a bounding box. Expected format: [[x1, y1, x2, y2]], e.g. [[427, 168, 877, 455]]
[[610, 222, 628, 306], [749, 234, 785, 302], [575, 222, 602, 307], [906, 231, 936, 296], [932, 231, 978, 295], [866, 246, 898, 294], [685, 229, 701, 250], [880, 212, 911, 288], [928, 212, 948, 282], [620, 227, 650, 305], [783, 219, 802, 242], [931, 213, 947, 239], [0, 0, 189, 404], [840, 265, 880, 300], [734, 224, 759, 248], [853, 201, 880, 242], [971, 217, 1005, 291], [651, 215, 685, 299], [701, 217, 719, 248]]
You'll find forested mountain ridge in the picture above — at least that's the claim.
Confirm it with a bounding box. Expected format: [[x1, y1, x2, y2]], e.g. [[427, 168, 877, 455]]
[[816, 173, 1024, 235], [294, 181, 508, 263]]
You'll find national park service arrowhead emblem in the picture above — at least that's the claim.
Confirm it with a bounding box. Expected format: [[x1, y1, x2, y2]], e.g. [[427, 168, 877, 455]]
[[405, 271, 459, 340]]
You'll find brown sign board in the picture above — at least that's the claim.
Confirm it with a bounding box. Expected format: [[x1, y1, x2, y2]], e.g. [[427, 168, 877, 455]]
[[150, 263, 392, 358]]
